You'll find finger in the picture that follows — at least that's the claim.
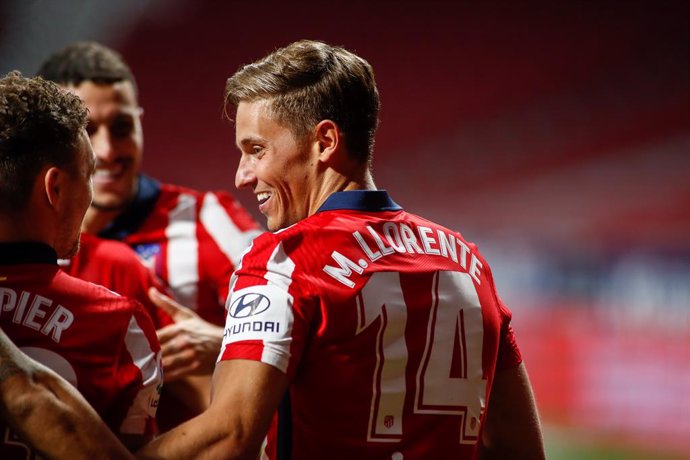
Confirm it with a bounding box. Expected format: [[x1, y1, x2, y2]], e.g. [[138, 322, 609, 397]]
[[164, 364, 199, 382], [162, 353, 201, 382], [156, 324, 180, 345], [162, 348, 194, 371], [148, 287, 196, 322], [159, 334, 182, 357]]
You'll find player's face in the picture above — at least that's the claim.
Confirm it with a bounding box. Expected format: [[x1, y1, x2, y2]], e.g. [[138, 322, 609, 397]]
[[67, 80, 143, 212], [234, 100, 316, 231], [56, 132, 96, 258]]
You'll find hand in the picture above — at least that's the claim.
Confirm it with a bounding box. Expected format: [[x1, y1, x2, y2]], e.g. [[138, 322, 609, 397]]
[[148, 288, 224, 382]]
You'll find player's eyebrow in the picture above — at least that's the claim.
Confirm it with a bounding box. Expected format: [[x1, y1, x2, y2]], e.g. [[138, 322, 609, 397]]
[[237, 136, 265, 149]]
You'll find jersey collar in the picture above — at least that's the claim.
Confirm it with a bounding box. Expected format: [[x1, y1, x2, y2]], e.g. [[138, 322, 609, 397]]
[[316, 190, 402, 213], [98, 174, 161, 240], [0, 242, 57, 265]]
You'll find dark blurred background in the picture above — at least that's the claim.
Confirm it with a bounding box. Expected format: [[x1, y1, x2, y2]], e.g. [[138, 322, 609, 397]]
[[2, 1, 688, 457]]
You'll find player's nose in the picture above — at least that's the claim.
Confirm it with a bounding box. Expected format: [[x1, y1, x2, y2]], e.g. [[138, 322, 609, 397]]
[[90, 126, 118, 162], [235, 155, 256, 189]]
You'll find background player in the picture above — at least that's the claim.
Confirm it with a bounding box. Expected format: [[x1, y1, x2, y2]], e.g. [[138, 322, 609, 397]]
[[137, 40, 545, 459], [0, 71, 162, 455], [38, 42, 263, 428], [37, 41, 262, 375]]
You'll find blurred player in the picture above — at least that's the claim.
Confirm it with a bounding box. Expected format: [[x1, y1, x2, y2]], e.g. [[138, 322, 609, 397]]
[[37, 41, 263, 379], [0, 71, 162, 455], [38, 42, 263, 430], [137, 40, 545, 459], [0, 328, 134, 460]]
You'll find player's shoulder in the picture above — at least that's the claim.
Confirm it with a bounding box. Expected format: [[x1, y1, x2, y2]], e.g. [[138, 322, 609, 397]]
[[79, 233, 144, 265], [407, 211, 481, 251], [239, 213, 348, 263], [55, 269, 142, 314]]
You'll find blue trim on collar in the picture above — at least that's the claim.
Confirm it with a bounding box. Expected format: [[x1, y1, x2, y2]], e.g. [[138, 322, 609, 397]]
[[98, 174, 161, 240], [316, 190, 402, 213]]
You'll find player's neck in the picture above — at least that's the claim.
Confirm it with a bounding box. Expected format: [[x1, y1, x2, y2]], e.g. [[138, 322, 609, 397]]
[[309, 168, 376, 216], [0, 210, 53, 246]]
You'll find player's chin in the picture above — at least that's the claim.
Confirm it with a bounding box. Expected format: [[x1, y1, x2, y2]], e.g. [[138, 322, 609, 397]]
[[90, 194, 131, 212], [57, 237, 81, 259]]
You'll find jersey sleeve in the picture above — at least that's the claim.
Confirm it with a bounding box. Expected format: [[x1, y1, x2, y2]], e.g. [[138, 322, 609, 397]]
[[114, 302, 163, 435], [217, 237, 314, 380], [485, 265, 523, 371]]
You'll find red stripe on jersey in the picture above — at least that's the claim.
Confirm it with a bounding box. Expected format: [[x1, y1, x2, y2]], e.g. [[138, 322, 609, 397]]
[[220, 340, 265, 361]]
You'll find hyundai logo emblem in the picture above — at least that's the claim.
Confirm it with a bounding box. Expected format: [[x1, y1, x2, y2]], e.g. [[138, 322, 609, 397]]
[[229, 293, 271, 318]]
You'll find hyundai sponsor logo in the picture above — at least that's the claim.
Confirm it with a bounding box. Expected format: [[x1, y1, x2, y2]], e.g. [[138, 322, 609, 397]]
[[229, 292, 271, 318]]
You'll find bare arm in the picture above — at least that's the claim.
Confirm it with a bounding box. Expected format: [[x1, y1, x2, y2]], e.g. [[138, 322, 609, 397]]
[[479, 362, 545, 460], [0, 329, 133, 460], [137, 358, 288, 459]]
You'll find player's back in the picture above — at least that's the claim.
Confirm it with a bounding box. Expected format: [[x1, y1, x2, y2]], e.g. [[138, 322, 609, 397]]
[[0, 242, 162, 457], [223, 192, 521, 459]]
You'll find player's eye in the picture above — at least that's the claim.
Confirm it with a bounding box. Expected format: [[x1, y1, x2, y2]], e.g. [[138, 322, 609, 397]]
[[110, 117, 135, 138], [85, 122, 97, 136]]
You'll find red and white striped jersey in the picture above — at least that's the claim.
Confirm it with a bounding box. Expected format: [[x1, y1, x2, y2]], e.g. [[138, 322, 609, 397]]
[[0, 242, 162, 458], [219, 191, 522, 460], [99, 175, 263, 325], [60, 232, 173, 329]]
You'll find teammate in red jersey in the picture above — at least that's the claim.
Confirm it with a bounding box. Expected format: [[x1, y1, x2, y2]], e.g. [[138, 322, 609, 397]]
[[37, 42, 263, 383], [60, 232, 173, 329], [38, 42, 263, 431], [0, 71, 161, 456], [137, 40, 545, 459], [59, 232, 211, 430]]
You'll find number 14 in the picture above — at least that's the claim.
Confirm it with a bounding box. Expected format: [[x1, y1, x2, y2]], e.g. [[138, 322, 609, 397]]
[[356, 270, 487, 445]]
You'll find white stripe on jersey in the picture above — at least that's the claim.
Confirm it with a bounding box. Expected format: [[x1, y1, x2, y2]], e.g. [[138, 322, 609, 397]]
[[119, 314, 162, 435], [264, 242, 295, 290], [200, 192, 263, 268], [227, 240, 255, 302], [166, 193, 199, 308]]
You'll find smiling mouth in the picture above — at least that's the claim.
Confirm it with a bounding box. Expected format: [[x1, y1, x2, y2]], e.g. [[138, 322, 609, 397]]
[[256, 192, 271, 205], [93, 160, 131, 181]]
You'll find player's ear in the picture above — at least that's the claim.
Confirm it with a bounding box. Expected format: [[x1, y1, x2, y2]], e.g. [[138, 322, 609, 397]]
[[314, 119, 340, 163], [43, 166, 65, 211]]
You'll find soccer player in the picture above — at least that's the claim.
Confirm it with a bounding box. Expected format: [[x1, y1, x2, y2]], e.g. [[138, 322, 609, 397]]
[[0, 328, 134, 460], [0, 71, 162, 455], [137, 40, 545, 459], [37, 42, 263, 382]]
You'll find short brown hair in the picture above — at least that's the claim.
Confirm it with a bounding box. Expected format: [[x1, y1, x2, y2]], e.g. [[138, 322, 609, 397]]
[[0, 71, 87, 213], [37, 41, 138, 96], [225, 40, 379, 163]]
